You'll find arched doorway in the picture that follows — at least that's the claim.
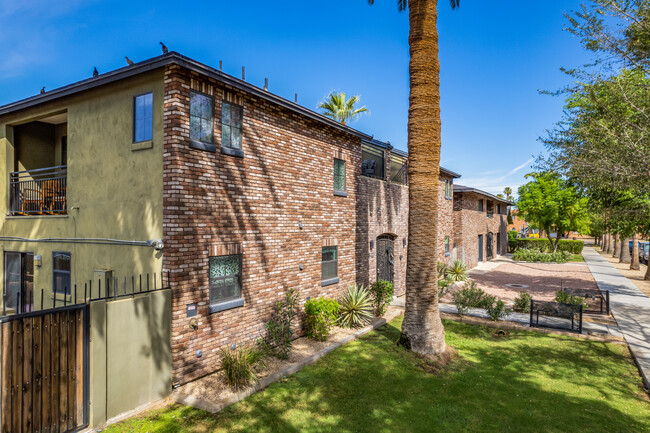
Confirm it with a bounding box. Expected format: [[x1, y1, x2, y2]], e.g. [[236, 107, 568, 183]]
[[376, 234, 395, 283], [486, 232, 494, 260]]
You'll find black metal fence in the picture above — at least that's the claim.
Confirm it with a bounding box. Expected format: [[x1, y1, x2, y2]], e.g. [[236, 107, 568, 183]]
[[530, 299, 583, 333], [564, 289, 610, 315], [9, 165, 67, 215], [3, 272, 170, 318]]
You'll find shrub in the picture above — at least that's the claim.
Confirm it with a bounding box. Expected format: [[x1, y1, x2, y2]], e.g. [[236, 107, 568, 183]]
[[304, 297, 340, 341], [557, 240, 584, 254], [508, 240, 518, 253], [508, 230, 519, 242], [513, 291, 532, 313], [264, 289, 299, 359], [512, 249, 571, 263], [555, 290, 588, 309], [369, 280, 395, 316], [452, 280, 490, 316], [446, 260, 470, 283], [512, 239, 584, 254], [486, 299, 511, 321], [338, 284, 374, 328], [220, 344, 266, 389]]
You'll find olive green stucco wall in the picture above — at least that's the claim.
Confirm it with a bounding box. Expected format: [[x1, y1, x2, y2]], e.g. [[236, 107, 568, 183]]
[[0, 69, 165, 308], [89, 289, 172, 426]]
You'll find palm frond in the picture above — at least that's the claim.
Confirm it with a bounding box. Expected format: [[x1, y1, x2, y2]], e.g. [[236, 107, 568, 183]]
[[317, 91, 369, 124], [449, 0, 460, 9]]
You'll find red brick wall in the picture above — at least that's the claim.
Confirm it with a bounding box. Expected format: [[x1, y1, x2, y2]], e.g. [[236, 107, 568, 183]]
[[162, 64, 365, 385], [453, 191, 508, 269]]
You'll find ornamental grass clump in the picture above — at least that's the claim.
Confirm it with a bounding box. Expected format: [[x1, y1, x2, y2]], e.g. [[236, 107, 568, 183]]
[[555, 290, 588, 309], [219, 344, 266, 389], [338, 284, 374, 328], [369, 280, 395, 316], [304, 297, 340, 341]]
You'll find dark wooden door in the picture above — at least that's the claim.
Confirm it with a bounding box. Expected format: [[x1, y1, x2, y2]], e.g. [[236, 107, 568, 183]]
[[478, 235, 484, 262], [3, 252, 33, 313], [376, 235, 394, 283], [487, 233, 494, 260]]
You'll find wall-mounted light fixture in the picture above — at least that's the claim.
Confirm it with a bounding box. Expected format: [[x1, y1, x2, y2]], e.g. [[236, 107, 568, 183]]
[[299, 263, 303, 271], [403, 238, 407, 247], [370, 240, 374, 250], [231, 343, 237, 350], [34, 254, 42, 267], [298, 221, 303, 230]]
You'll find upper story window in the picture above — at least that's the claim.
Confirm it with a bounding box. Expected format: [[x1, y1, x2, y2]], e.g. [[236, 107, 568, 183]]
[[321, 246, 339, 286], [478, 199, 484, 212], [221, 102, 243, 157], [209, 254, 243, 312], [361, 143, 385, 179], [53, 252, 71, 295], [333, 158, 346, 195], [497, 203, 502, 214], [390, 154, 408, 185], [487, 200, 494, 217], [443, 179, 453, 199], [190, 91, 214, 150], [133, 92, 153, 143]]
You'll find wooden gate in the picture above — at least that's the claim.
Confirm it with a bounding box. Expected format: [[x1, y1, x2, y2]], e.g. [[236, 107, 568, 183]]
[[0, 304, 87, 433]]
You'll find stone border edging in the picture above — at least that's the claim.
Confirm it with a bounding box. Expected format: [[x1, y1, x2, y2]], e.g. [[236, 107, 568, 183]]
[[171, 309, 402, 414]]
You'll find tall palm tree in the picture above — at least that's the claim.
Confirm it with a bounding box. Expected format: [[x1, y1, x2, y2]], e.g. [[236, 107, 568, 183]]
[[504, 187, 512, 201], [317, 92, 369, 124], [368, 0, 459, 356]]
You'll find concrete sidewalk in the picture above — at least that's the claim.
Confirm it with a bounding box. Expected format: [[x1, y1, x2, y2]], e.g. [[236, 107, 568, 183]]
[[583, 246, 650, 387]]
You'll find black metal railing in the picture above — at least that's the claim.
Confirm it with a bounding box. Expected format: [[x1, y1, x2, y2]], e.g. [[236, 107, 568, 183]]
[[10, 165, 67, 215], [391, 163, 408, 185], [2, 272, 170, 318]]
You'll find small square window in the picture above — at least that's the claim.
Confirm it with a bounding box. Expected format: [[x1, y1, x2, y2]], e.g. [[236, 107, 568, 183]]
[[209, 254, 242, 306], [133, 93, 153, 143], [478, 199, 484, 212], [321, 246, 338, 284], [53, 252, 71, 295], [190, 91, 214, 146], [334, 158, 346, 193], [497, 204, 502, 214], [444, 237, 450, 255], [222, 102, 243, 151]]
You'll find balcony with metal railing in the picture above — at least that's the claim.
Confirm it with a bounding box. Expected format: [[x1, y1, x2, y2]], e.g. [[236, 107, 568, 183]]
[[10, 165, 67, 215]]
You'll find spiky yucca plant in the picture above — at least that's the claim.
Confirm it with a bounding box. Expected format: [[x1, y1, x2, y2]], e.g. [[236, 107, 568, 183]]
[[338, 284, 374, 328], [446, 260, 469, 282]]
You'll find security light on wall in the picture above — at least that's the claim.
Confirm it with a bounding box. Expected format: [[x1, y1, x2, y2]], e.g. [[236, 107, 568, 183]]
[[34, 254, 42, 267], [370, 240, 374, 250]]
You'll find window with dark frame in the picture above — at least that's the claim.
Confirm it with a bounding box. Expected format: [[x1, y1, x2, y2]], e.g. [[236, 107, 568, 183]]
[[190, 91, 214, 146], [321, 246, 338, 283], [390, 154, 408, 185], [361, 143, 385, 179], [53, 252, 71, 295], [133, 92, 153, 143], [478, 199, 484, 212], [209, 254, 242, 306], [497, 203, 502, 214], [221, 101, 243, 150], [444, 236, 450, 255], [333, 158, 346, 193]]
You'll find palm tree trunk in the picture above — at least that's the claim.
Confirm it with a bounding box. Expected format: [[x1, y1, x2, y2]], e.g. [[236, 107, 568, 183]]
[[606, 233, 613, 254], [631, 233, 640, 270], [620, 237, 631, 263], [613, 234, 619, 258], [399, 0, 446, 356], [645, 262, 650, 281], [603, 233, 609, 252]]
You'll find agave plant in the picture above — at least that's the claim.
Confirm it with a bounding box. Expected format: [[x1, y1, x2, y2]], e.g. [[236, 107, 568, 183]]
[[338, 284, 374, 328], [446, 260, 469, 283]]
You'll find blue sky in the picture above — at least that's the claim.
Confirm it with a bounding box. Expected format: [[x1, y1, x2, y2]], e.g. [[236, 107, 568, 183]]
[[0, 0, 592, 195]]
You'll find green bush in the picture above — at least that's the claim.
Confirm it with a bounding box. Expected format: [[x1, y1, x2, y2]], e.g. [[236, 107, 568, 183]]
[[338, 284, 374, 328], [512, 249, 571, 263], [304, 297, 340, 341], [438, 260, 469, 298], [452, 281, 490, 316], [510, 239, 584, 254], [508, 230, 519, 242], [555, 290, 588, 309], [486, 299, 510, 321], [513, 291, 532, 313], [220, 344, 266, 389], [264, 289, 299, 359], [369, 280, 395, 316]]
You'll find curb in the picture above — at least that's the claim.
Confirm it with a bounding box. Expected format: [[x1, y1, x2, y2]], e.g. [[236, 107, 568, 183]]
[[171, 310, 402, 414]]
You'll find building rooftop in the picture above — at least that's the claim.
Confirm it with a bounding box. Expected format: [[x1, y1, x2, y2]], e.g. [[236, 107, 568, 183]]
[[454, 184, 514, 205]]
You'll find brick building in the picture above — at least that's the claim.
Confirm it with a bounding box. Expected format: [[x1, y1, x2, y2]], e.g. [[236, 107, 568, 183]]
[[453, 185, 512, 268], [0, 50, 505, 392]]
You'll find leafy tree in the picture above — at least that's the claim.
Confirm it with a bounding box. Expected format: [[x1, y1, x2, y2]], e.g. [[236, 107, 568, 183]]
[[367, 0, 460, 356], [317, 92, 369, 124], [517, 173, 590, 252]]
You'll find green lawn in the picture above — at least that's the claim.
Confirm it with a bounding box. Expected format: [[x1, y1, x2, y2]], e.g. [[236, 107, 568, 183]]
[[570, 254, 585, 262], [105, 317, 650, 433]]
